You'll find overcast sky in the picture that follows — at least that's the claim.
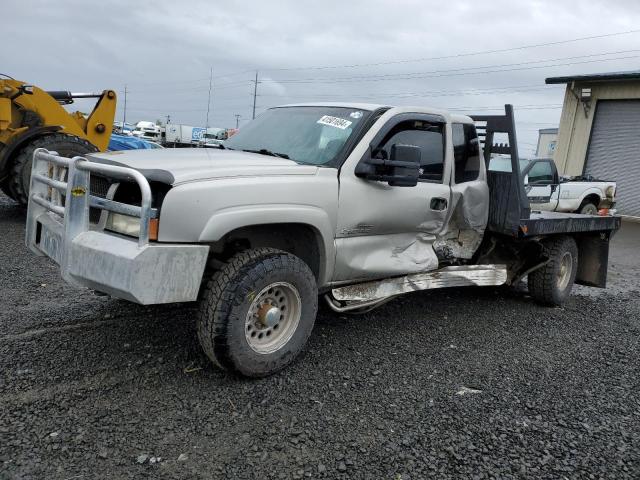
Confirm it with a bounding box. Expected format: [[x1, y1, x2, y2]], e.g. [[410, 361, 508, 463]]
[[4, 0, 640, 155]]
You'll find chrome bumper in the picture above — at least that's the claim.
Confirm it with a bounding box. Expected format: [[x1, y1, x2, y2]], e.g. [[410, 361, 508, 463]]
[[26, 149, 209, 304]]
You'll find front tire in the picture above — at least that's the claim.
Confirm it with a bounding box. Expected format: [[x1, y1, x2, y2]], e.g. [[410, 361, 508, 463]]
[[197, 248, 318, 377], [528, 236, 578, 306]]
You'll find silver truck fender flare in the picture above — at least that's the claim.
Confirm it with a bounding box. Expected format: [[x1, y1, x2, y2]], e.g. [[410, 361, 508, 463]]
[[197, 204, 336, 286]]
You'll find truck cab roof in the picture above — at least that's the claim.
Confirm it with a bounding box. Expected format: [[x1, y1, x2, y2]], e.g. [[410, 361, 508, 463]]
[[274, 102, 475, 124]]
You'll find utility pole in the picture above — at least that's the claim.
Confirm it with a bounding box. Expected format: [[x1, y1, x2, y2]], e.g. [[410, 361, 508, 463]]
[[235, 114, 241, 129], [252, 70, 259, 119], [165, 114, 171, 125], [205, 66, 213, 129], [122, 84, 128, 127]]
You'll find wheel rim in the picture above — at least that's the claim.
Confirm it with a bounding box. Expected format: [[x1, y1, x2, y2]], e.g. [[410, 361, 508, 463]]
[[556, 252, 573, 291], [245, 282, 301, 354], [582, 204, 598, 215]]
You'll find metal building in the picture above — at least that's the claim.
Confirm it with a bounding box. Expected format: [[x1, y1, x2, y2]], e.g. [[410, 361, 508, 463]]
[[535, 128, 558, 158], [546, 71, 640, 218]]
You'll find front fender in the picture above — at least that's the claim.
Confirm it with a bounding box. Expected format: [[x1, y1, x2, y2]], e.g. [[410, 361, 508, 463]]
[[198, 204, 336, 286], [157, 173, 339, 286]]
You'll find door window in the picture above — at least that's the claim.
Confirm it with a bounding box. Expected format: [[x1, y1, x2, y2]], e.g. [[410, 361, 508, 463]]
[[527, 161, 554, 185], [375, 120, 445, 182], [452, 123, 481, 183]]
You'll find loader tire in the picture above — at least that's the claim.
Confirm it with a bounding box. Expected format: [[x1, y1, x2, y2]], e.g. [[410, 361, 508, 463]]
[[197, 248, 318, 377], [9, 134, 97, 206], [1, 181, 16, 201], [528, 236, 578, 307]]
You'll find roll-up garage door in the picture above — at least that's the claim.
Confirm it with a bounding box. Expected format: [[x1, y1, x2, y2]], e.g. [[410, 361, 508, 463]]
[[584, 100, 640, 217]]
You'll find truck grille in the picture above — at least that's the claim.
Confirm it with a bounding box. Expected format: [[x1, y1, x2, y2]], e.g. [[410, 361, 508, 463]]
[[89, 175, 116, 223], [53, 170, 115, 223], [90, 175, 112, 199]]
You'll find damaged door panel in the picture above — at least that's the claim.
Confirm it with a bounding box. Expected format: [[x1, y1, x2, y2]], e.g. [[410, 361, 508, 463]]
[[434, 123, 489, 261], [435, 181, 489, 260], [333, 232, 440, 282], [335, 112, 452, 282]]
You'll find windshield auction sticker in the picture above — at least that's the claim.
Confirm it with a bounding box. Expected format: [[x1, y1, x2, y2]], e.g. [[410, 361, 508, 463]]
[[317, 115, 352, 130]]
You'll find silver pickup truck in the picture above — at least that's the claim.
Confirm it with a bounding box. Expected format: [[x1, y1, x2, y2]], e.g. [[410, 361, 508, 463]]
[[26, 103, 620, 377]]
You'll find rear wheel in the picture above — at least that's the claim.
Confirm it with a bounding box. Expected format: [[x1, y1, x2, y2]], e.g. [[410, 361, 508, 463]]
[[197, 248, 318, 377], [9, 133, 97, 205], [578, 201, 598, 215], [528, 236, 578, 306]]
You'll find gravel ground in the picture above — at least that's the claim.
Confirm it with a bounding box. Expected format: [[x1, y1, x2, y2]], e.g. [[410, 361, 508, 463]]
[[1, 193, 639, 480]]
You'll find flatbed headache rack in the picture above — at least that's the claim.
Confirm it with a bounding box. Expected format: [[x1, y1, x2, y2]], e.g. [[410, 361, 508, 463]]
[[471, 105, 620, 238]]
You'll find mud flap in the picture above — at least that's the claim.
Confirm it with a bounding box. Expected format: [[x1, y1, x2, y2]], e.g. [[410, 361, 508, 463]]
[[575, 232, 612, 288]]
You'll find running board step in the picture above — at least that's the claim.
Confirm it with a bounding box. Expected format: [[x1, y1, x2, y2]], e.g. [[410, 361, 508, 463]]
[[331, 264, 508, 302]]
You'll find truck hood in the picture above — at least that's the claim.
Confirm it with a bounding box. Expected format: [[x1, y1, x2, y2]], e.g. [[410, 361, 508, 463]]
[[87, 148, 319, 184]]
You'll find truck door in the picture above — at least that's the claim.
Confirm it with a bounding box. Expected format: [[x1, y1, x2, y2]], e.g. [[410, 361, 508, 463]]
[[334, 113, 451, 282], [443, 123, 489, 259], [523, 159, 559, 211]]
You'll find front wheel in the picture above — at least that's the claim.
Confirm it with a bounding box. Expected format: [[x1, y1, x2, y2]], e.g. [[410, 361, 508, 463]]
[[528, 236, 578, 306], [197, 248, 318, 377]]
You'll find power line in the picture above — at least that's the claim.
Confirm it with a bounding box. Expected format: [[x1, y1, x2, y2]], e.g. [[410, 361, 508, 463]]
[[123, 68, 256, 88], [122, 80, 253, 95], [449, 104, 563, 112], [126, 48, 638, 96], [262, 28, 640, 71], [115, 29, 640, 91], [261, 49, 640, 84], [257, 84, 564, 100], [263, 53, 640, 85]]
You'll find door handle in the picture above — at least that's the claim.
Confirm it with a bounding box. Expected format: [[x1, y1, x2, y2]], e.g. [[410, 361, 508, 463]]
[[430, 197, 448, 211]]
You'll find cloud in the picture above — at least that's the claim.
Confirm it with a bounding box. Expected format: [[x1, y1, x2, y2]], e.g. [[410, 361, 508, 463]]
[[4, 0, 640, 152]]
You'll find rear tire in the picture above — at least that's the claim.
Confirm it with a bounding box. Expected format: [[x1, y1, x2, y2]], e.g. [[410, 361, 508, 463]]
[[197, 248, 318, 377], [9, 133, 97, 206], [578, 201, 598, 215], [528, 236, 578, 306]]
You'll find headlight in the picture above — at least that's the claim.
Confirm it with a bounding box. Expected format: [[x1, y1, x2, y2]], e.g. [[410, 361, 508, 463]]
[[105, 213, 159, 240], [105, 213, 141, 237]]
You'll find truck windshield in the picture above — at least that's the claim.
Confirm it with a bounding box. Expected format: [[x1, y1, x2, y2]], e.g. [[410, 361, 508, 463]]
[[224, 106, 370, 166]]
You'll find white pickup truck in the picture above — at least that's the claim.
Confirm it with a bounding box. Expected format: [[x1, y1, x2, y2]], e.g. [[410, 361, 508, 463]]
[[490, 157, 616, 215]]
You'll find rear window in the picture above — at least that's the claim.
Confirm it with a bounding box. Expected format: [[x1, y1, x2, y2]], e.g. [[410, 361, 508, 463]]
[[488, 157, 532, 173], [452, 123, 481, 183]]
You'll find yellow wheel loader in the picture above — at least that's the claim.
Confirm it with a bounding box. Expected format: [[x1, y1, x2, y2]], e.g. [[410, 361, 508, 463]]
[[0, 76, 117, 205]]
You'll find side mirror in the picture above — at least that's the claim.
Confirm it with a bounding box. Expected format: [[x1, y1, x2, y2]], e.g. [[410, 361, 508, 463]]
[[355, 144, 421, 187], [523, 174, 529, 185]]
